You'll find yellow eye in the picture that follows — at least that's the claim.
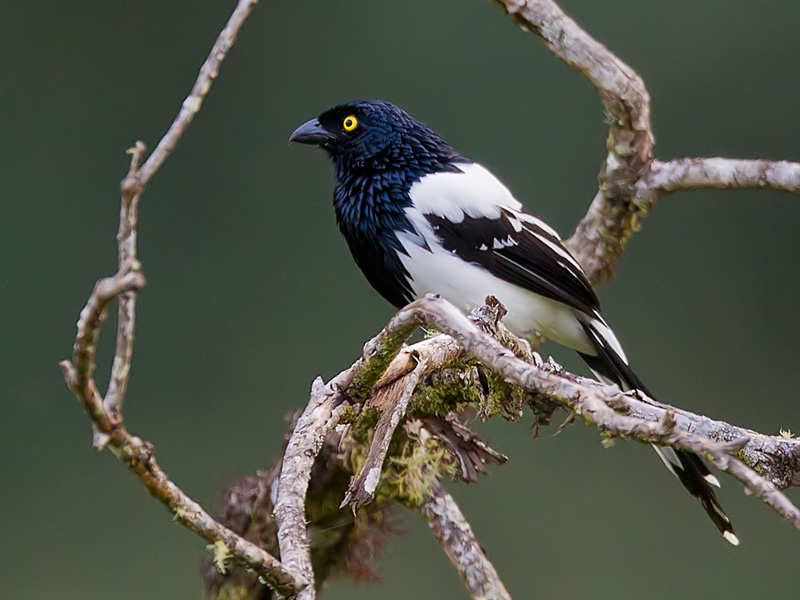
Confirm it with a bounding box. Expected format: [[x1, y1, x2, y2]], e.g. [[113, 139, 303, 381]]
[[342, 115, 358, 132]]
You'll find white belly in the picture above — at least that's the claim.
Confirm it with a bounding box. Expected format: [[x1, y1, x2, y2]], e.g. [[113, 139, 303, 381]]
[[397, 240, 594, 354]]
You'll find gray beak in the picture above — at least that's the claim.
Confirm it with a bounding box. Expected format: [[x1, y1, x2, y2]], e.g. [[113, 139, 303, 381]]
[[288, 118, 335, 146]]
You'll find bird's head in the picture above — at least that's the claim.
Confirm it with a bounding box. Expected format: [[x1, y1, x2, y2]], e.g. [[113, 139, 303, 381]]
[[289, 100, 461, 176]]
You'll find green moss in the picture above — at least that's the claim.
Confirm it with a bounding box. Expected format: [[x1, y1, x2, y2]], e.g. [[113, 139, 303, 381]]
[[349, 407, 380, 445], [338, 402, 357, 424], [349, 324, 418, 398], [478, 369, 526, 421], [409, 384, 459, 416], [341, 416, 459, 509], [384, 433, 457, 508], [409, 378, 478, 417]]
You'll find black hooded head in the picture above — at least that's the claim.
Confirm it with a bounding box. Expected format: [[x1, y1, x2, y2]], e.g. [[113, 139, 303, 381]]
[[289, 100, 467, 307], [290, 99, 464, 182]]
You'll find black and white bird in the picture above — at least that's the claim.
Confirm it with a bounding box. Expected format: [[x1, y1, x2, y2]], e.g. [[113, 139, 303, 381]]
[[289, 99, 738, 545]]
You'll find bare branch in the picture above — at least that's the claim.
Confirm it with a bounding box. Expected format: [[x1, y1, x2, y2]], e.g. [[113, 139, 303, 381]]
[[62, 271, 147, 439], [605, 394, 800, 489], [75, 407, 303, 594], [361, 295, 800, 531], [136, 0, 258, 186], [491, 1, 800, 287], [59, 0, 305, 594], [573, 385, 800, 528], [103, 142, 146, 423], [492, 0, 654, 284], [420, 484, 513, 600], [642, 157, 800, 196], [273, 378, 348, 599]]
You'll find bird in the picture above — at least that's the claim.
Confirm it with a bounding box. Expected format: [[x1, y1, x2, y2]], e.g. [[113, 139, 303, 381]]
[[289, 99, 738, 545]]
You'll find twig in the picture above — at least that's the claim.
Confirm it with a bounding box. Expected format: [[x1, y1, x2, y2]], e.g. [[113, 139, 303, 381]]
[[136, 0, 259, 186], [58, 0, 301, 593], [64, 271, 147, 439], [420, 484, 513, 600], [103, 142, 146, 424]]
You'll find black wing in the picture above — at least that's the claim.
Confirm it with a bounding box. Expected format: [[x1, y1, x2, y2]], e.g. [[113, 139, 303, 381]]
[[425, 208, 600, 316]]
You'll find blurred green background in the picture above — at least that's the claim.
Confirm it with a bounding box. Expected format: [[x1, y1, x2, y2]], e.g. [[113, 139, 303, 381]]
[[4, 0, 800, 598]]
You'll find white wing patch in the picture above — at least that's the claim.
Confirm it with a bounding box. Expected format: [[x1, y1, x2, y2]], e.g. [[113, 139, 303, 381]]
[[408, 163, 522, 223]]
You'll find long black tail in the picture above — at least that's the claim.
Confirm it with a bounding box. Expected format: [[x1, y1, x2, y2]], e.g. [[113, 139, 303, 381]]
[[578, 318, 739, 546]]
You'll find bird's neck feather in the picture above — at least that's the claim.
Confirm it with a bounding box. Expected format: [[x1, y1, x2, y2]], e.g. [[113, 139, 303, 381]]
[[333, 170, 412, 244], [332, 138, 465, 239]]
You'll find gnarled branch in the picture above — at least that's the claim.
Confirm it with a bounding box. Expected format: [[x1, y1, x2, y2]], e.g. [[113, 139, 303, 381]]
[[493, 0, 654, 283], [343, 295, 800, 531], [274, 377, 348, 599], [492, 0, 800, 287]]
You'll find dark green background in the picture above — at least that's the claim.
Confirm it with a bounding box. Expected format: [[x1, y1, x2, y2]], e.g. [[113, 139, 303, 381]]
[[4, 1, 800, 598]]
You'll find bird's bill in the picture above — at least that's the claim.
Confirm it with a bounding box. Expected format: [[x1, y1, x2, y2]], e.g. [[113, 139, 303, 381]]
[[288, 118, 335, 146]]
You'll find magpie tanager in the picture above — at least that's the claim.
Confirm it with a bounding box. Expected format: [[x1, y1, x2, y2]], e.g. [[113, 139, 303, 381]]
[[289, 99, 738, 545]]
